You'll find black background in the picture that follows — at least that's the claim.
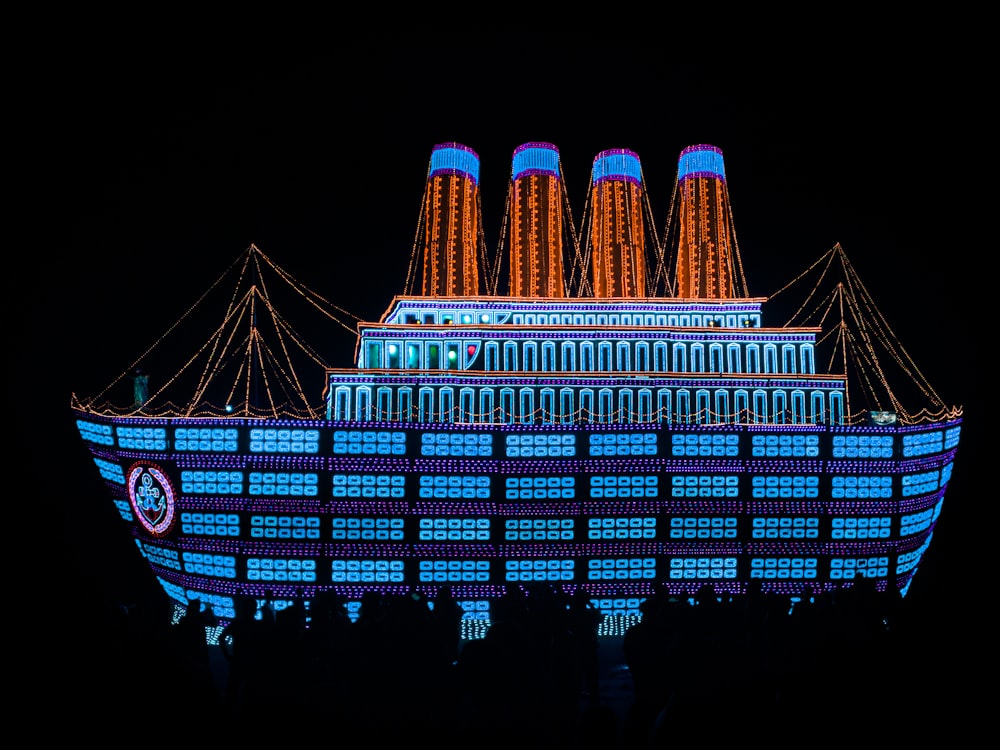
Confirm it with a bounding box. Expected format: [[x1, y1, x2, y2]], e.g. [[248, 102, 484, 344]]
[[23, 39, 984, 722]]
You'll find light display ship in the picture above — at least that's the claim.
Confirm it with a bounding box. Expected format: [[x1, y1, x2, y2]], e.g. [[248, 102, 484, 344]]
[[70, 142, 963, 635]]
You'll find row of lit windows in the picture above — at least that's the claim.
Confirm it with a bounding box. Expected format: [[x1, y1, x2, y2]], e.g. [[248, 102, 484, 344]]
[[248, 429, 321, 454], [751, 434, 821, 460], [78, 420, 114, 445], [164, 553, 932, 589], [943, 426, 961, 450], [671, 517, 738, 538], [149, 468, 942, 502], [85, 421, 953, 468], [896, 539, 931, 574], [251, 528, 321, 539], [419, 517, 491, 541], [679, 444, 741, 457], [335, 443, 405, 456], [507, 517, 576, 541], [507, 487, 575, 500], [509, 443, 574, 457], [421, 476, 492, 489], [247, 569, 318, 582], [178, 428, 239, 440], [673, 475, 739, 497], [831, 556, 889, 568], [589, 516, 658, 539], [335, 430, 407, 443], [335, 474, 406, 486], [389, 303, 759, 329], [418, 560, 492, 583], [902, 432, 944, 457], [331, 487, 404, 498], [419, 431, 489, 457], [181, 511, 241, 537], [333, 429, 405, 455], [333, 516, 405, 541], [250, 483, 319, 496], [326, 421, 913, 456], [181, 470, 243, 495], [750, 488, 817, 499], [422, 489, 492, 500], [829, 557, 889, 578], [591, 443, 658, 457], [248, 515, 322, 540], [118, 425, 170, 450], [331, 560, 406, 583], [751, 519, 820, 541], [365, 333, 811, 376], [593, 432, 658, 445], [667, 557, 738, 580], [251, 516, 320, 527], [425, 432, 489, 445], [336, 472, 938, 494], [248, 558, 317, 569], [424, 443, 492, 457], [902, 470, 941, 497], [142, 542, 181, 571], [508, 559, 576, 582], [333, 470, 407, 497], [158, 511, 941, 542], [329, 382, 846, 426], [832, 487, 893, 500], [597, 487, 658, 499], [752, 475, 818, 487], [900, 506, 936, 536], [95, 457, 125, 483], [183, 553, 236, 578], [749, 557, 818, 579]]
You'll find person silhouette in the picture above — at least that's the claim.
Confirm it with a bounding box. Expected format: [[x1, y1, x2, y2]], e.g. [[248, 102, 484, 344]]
[[216, 597, 266, 714], [567, 588, 603, 704], [171, 597, 221, 708], [429, 585, 465, 666]]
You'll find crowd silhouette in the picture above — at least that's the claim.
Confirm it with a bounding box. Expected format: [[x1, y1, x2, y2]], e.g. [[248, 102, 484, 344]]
[[62, 575, 961, 747]]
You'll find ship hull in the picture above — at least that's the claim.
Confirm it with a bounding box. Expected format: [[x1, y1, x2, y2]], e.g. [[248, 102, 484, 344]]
[[72, 410, 961, 629]]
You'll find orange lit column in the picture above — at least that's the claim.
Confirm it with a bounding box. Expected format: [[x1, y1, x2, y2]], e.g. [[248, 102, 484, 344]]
[[674, 144, 734, 299], [422, 142, 481, 297], [509, 142, 565, 298], [590, 148, 645, 298]]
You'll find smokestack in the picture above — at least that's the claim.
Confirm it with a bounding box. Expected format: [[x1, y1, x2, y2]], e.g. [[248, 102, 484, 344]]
[[674, 144, 735, 299], [590, 148, 646, 298], [421, 142, 481, 297], [509, 142, 565, 298]]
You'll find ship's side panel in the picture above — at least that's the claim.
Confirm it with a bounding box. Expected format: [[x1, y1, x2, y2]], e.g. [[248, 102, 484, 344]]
[[72, 413, 960, 630]]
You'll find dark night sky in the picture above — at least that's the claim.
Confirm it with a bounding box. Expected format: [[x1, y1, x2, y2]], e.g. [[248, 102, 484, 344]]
[[25, 41, 984, 661]]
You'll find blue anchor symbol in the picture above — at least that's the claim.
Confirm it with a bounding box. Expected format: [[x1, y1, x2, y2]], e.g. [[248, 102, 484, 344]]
[[136, 472, 164, 514]]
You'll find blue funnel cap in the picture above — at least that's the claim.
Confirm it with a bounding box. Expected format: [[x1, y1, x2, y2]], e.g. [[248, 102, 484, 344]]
[[430, 142, 480, 185], [592, 148, 642, 186], [512, 142, 560, 180], [678, 144, 725, 182]]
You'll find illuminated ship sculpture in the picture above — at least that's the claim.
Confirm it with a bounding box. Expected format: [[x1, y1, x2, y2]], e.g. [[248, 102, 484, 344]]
[[70, 142, 963, 634]]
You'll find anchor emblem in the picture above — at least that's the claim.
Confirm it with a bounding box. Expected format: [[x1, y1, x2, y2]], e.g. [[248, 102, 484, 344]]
[[127, 463, 177, 536]]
